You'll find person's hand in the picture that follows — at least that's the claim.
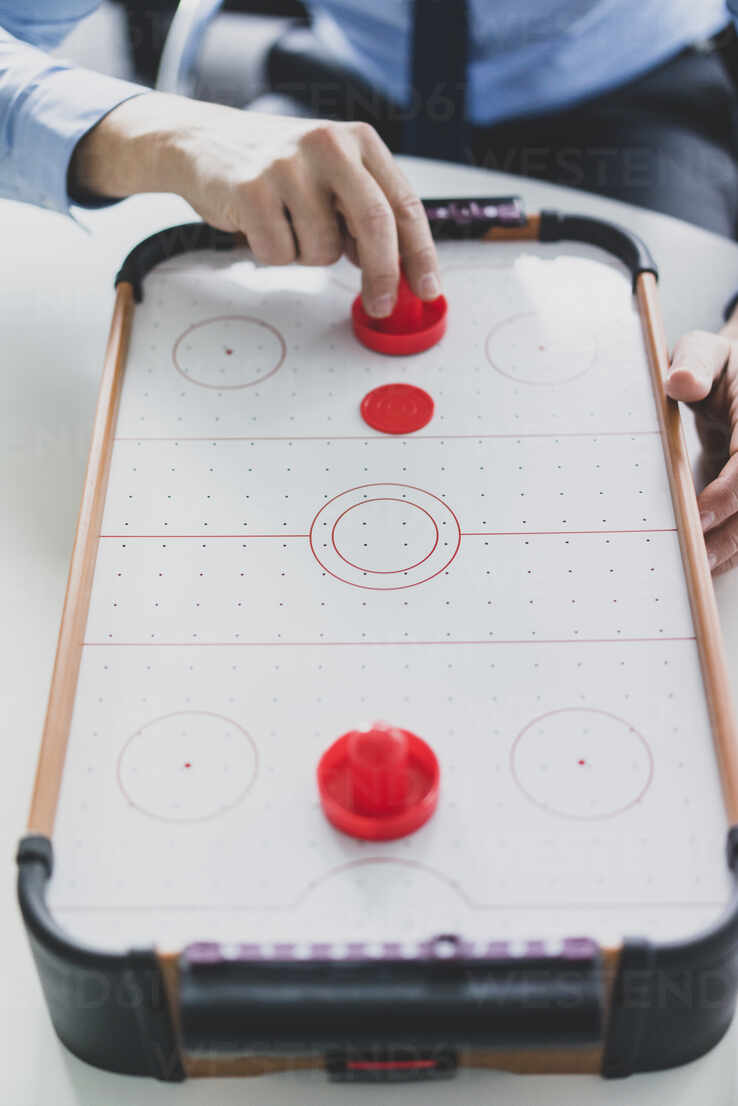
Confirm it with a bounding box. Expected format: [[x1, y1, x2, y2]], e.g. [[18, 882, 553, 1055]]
[[70, 93, 441, 318], [666, 305, 738, 575]]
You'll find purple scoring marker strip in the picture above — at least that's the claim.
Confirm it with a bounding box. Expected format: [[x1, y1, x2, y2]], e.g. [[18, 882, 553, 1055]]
[[183, 934, 599, 964], [423, 196, 526, 239]]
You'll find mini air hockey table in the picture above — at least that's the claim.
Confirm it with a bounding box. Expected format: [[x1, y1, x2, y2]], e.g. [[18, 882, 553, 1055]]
[[16, 197, 738, 1084]]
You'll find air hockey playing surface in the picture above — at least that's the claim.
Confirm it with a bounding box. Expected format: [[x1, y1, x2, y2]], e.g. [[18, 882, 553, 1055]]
[[34, 216, 737, 968]]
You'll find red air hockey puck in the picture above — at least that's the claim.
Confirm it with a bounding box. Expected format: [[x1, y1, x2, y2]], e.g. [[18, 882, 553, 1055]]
[[360, 383, 434, 434], [317, 723, 440, 841], [352, 271, 447, 356]]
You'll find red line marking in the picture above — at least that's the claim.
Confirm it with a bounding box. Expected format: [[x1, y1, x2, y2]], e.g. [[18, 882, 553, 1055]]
[[82, 637, 697, 647], [114, 430, 662, 442], [460, 528, 677, 536], [98, 528, 676, 540], [99, 534, 309, 539]]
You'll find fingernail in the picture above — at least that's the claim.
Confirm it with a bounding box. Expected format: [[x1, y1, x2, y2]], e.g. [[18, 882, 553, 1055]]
[[700, 512, 715, 531], [419, 272, 441, 299], [370, 294, 393, 318], [708, 550, 717, 570], [668, 364, 702, 384]]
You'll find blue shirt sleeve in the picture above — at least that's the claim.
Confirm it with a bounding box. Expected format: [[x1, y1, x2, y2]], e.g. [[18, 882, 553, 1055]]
[[0, 19, 145, 214]]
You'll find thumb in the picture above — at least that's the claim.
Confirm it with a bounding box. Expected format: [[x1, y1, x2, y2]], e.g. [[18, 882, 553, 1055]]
[[665, 330, 730, 404]]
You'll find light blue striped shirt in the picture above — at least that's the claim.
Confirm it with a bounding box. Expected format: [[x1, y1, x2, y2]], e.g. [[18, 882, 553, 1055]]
[[0, 1, 735, 215], [0, 2, 142, 212]]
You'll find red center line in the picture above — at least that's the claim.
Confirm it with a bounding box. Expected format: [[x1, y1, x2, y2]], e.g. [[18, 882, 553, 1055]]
[[98, 528, 676, 539], [82, 637, 697, 647], [99, 533, 309, 539], [460, 527, 677, 536]]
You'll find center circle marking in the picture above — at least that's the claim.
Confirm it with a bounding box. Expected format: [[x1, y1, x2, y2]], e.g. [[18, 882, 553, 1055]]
[[331, 498, 440, 574], [309, 483, 461, 591]]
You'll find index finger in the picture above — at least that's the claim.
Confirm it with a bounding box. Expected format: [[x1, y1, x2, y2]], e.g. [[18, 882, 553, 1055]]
[[331, 160, 400, 318], [359, 126, 441, 302]]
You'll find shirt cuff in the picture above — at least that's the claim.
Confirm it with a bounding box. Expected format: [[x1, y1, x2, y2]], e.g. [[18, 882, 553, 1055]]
[[10, 65, 146, 214]]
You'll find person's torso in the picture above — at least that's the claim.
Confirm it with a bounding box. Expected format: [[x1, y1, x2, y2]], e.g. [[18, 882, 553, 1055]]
[[310, 0, 731, 124], [0, 2, 101, 50]]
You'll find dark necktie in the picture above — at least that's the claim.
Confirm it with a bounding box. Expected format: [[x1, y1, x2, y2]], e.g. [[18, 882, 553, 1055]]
[[405, 0, 470, 162]]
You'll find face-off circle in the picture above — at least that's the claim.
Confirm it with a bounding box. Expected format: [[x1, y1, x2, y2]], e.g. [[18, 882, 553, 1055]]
[[486, 311, 597, 385], [511, 707, 653, 821], [172, 315, 286, 389], [360, 383, 434, 434], [117, 710, 258, 822], [310, 483, 461, 590]]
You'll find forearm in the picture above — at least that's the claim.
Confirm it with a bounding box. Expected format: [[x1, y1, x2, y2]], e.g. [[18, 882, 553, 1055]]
[[69, 92, 197, 202], [70, 92, 330, 205], [69, 93, 320, 220]]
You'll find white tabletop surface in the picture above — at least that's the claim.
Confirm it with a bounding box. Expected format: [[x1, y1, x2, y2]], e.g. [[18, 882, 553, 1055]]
[[4, 157, 738, 1104]]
